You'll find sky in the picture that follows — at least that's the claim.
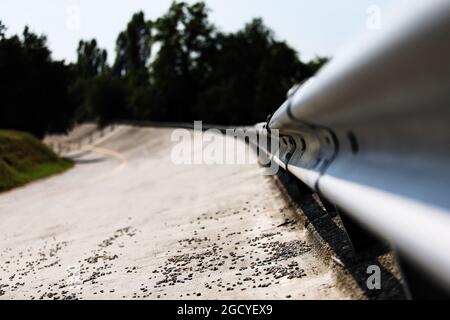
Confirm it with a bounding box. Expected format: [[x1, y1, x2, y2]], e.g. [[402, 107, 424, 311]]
[[0, 0, 398, 64]]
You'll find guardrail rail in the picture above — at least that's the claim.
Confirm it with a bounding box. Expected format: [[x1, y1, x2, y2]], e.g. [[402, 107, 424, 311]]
[[256, 0, 450, 299]]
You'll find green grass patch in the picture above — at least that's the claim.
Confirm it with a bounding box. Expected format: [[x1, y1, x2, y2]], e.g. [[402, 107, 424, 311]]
[[0, 130, 73, 192]]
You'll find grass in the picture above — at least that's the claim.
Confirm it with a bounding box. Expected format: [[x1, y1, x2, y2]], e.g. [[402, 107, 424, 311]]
[[0, 130, 73, 192]]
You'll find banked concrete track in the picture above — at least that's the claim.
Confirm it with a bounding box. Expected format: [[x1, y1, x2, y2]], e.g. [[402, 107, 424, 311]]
[[0, 124, 358, 299]]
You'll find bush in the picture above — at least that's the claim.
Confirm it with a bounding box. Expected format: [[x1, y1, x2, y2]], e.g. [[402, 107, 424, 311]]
[[0, 27, 77, 138], [85, 74, 129, 128], [0, 130, 73, 192]]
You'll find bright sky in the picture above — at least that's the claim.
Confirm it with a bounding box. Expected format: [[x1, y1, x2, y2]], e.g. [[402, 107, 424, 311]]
[[0, 0, 398, 64]]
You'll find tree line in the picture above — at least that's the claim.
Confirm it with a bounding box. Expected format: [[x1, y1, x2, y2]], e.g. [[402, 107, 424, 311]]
[[0, 2, 328, 138]]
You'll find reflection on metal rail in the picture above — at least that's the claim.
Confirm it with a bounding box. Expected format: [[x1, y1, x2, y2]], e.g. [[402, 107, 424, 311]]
[[258, 0, 450, 299]]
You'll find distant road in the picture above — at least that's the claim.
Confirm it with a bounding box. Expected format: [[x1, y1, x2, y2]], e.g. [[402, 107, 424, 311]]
[[0, 125, 348, 300]]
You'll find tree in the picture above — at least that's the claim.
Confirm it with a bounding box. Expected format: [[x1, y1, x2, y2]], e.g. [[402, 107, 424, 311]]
[[0, 25, 76, 138], [114, 11, 152, 79], [0, 21, 6, 39], [76, 39, 108, 79], [112, 12, 154, 120], [306, 56, 330, 75], [253, 35, 310, 121], [73, 39, 109, 122], [86, 74, 128, 128], [112, 3, 326, 125], [194, 18, 309, 125], [151, 1, 216, 121], [0, 3, 331, 138]]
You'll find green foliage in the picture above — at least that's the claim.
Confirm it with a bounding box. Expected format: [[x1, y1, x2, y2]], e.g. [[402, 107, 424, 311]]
[[149, 1, 216, 121], [110, 2, 328, 125], [0, 130, 73, 192], [306, 56, 330, 75], [85, 74, 128, 128], [114, 11, 153, 79], [76, 39, 108, 79], [0, 26, 77, 138], [0, 20, 6, 39], [0, 3, 330, 137], [195, 18, 311, 124], [73, 38, 111, 123]]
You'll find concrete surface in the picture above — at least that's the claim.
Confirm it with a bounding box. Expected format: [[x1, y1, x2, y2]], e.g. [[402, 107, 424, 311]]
[[0, 125, 350, 300]]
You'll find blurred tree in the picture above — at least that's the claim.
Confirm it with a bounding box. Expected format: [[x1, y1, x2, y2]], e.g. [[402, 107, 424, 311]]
[[306, 56, 330, 75], [114, 11, 152, 80], [0, 21, 6, 39], [151, 1, 216, 121], [72, 39, 109, 122], [0, 26, 76, 138], [0, 3, 331, 137], [76, 39, 108, 79], [86, 74, 128, 128], [112, 11, 154, 120], [195, 18, 310, 125]]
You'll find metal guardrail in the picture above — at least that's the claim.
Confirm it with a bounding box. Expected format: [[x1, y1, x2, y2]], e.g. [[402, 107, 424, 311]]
[[258, 0, 450, 299]]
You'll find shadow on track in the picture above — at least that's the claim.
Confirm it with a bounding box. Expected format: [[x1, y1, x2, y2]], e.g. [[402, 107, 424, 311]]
[[275, 170, 406, 300]]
